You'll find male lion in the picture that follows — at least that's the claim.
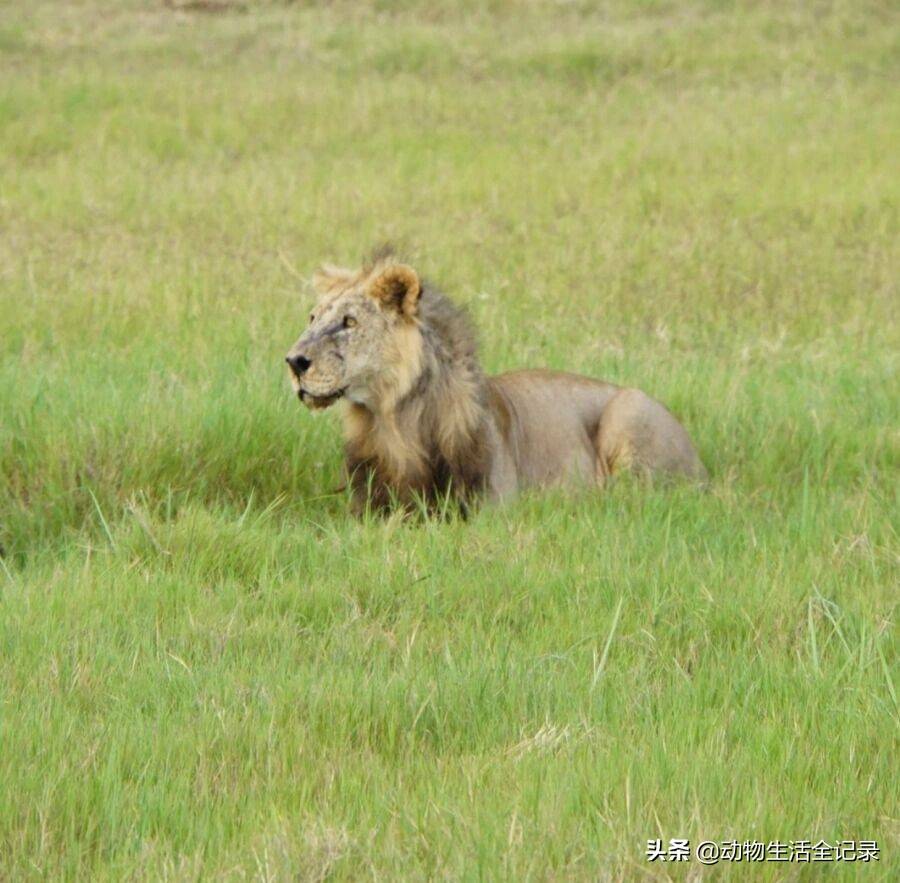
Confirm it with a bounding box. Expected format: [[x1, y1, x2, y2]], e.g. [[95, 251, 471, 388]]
[[286, 252, 706, 513]]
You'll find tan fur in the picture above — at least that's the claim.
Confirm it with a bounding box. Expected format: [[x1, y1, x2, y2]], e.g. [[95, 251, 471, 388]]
[[373, 320, 424, 412], [287, 253, 707, 513], [367, 264, 421, 320]]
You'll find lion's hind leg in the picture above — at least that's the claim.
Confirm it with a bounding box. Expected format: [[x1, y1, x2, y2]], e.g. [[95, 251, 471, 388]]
[[594, 388, 707, 485]]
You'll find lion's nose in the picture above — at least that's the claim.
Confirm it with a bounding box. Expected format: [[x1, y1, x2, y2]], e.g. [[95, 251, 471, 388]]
[[286, 354, 312, 375]]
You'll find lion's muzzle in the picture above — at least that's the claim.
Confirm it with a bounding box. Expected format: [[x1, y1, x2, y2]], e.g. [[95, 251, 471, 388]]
[[285, 353, 312, 378], [298, 387, 346, 410]]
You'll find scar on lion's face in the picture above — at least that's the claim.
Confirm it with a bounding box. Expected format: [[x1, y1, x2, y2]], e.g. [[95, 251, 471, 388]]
[[285, 260, 424, 410]]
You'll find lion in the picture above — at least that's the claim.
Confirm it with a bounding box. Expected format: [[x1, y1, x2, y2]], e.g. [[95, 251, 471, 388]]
[[286, 251, 707, 513]]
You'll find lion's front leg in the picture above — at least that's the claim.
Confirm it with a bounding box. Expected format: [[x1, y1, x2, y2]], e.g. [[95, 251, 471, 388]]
[[346, 457, 393, 516]]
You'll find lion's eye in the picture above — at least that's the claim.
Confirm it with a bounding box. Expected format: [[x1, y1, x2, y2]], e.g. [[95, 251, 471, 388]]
[[309, 313, 315, 325], [342, 315, 357, 329]]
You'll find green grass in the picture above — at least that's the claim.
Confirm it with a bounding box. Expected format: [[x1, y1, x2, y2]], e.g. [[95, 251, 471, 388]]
[[1, 0, 898, 878]]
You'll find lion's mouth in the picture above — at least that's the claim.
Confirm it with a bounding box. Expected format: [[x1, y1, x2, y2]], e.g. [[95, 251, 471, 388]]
[[299, 387, 347, 410]]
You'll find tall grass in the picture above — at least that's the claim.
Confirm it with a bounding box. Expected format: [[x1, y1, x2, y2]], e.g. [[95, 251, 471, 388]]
[[1, 1, 897, 878]]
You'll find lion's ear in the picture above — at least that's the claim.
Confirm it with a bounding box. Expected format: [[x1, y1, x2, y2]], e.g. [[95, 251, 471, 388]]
[[312, 264, 355, 295], [368, 264, 421, 319]]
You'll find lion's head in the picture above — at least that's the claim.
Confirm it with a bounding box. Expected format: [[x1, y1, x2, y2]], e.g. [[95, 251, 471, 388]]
[[285, 257, 425, 411]]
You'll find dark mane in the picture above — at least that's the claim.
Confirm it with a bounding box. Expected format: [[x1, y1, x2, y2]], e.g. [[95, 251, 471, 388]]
[[412, 280, 484, 396], [344, 270, 493, 514]]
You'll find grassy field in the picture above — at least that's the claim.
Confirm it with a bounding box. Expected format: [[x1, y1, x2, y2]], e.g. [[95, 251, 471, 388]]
[[1, 0, 898, 878]]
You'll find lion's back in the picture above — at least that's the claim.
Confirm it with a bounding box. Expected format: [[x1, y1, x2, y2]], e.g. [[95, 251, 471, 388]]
[[486, 370, 620, 490]]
